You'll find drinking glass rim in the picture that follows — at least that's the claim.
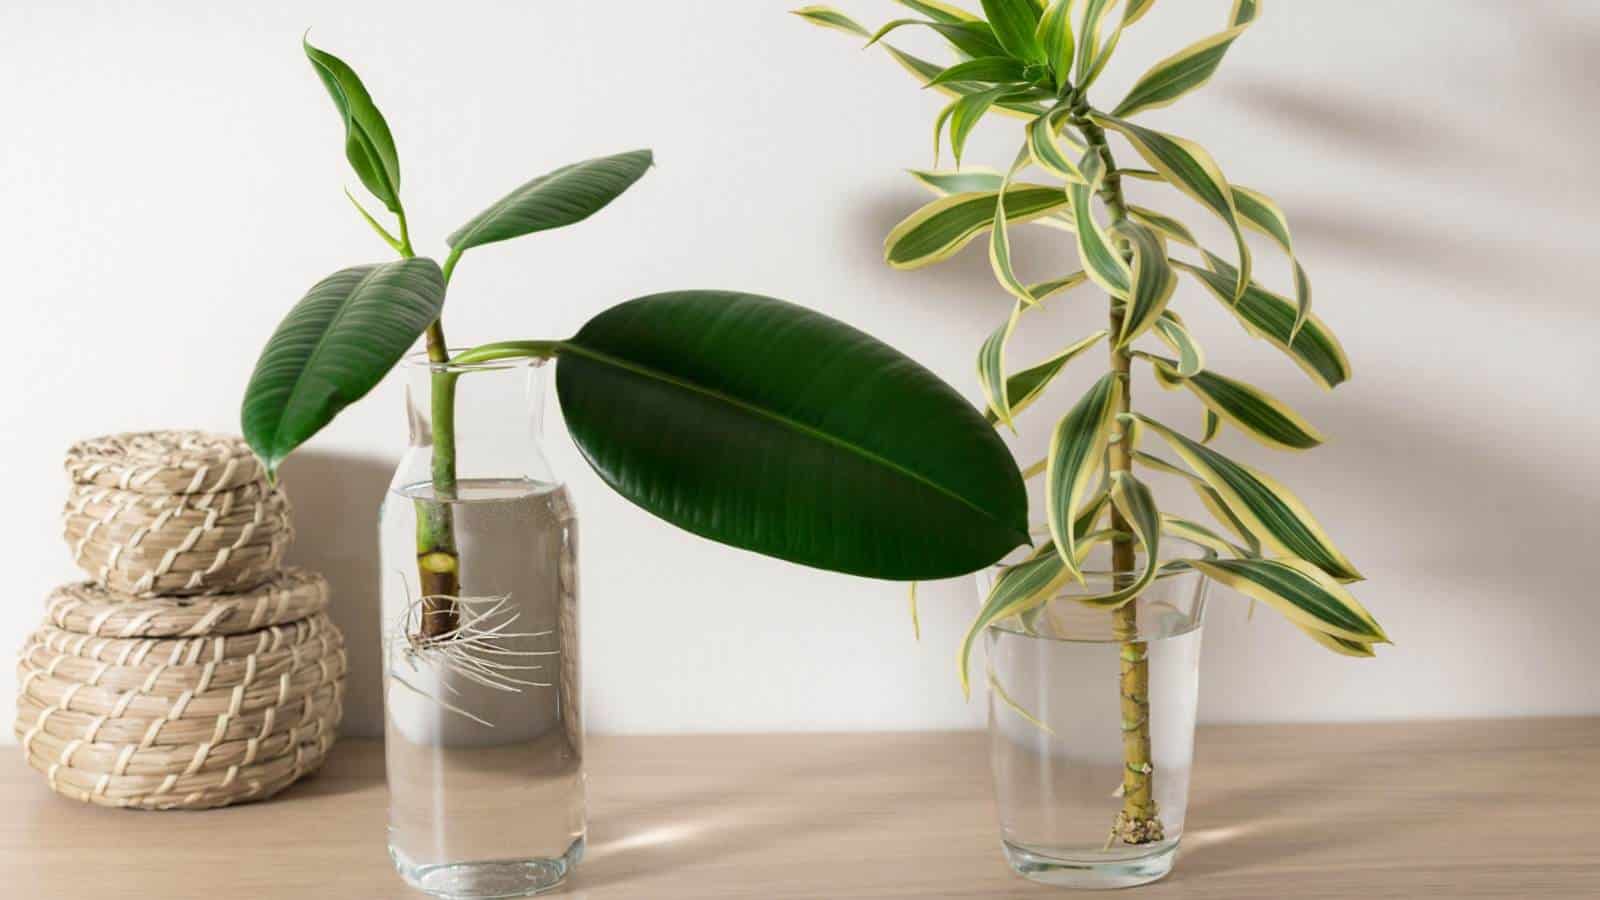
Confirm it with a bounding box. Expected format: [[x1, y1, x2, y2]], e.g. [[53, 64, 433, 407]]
[[401, 349, 547, 375], [986, 535, 1219, 579]]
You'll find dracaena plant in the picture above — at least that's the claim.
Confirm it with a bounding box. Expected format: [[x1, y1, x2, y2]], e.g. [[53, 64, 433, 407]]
[[797, 0, 1389, 845], [242, 37, 1034, 641]]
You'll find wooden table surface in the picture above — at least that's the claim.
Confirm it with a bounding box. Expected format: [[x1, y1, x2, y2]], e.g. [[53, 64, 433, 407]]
[[4, 718, 1597, 899]]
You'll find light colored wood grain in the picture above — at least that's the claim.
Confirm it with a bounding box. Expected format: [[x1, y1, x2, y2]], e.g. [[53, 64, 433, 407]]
[[3, 719, 1597, 899]]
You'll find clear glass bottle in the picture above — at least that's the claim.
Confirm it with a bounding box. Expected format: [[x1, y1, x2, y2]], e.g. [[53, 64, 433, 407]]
[[380, 353, 583, 899], [979, 538, 1210, 889]]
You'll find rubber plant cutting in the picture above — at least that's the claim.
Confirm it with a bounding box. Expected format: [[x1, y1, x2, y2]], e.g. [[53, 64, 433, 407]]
[[797, 0, 1390, 854], [240, 38, 1033, 647]]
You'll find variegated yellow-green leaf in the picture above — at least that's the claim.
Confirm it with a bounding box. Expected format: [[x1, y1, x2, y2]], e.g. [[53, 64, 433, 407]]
[[1161, 515, 1247, 558], [1133, 448, 1197, 483], [1125, 0, 1159, 28], [1135, 415, 1362, 581], [1112, 24, 1251, 118], [1231, 182, 1313, 341], [1170, 366, 1325, 451], [1110, 219, 1178, 347], [983, 327, 1107, 425], [1194, 479, 1260, 553], [1028, 270, 1090, 300], [1188, 557, 1387, 644], [1203, 408, 1222, 442], [978, 301, 1026, 427], [982, 0, 1046, 64], [926, 56, 1032, 89], [881, 45, 1049, 119], [1173, 253, 1350, 389], [870, 19, 1007, 59], [948, 86, 1020, 165], [988, 665, 1056, 733], [1230, 0, 1261, 27], [1128, 205, 1198, 247], [1075, 471, 1161, 608], [1299, 623, 1376, 657], [1074, 0, 1120, 85], [1154, 310, 1204, 377], [1069, 153, 1131, 298], [1089, 114, 1252, 299], [909, 167, 1006, 195], [1047, 373, 1123, 579], [791, 5, 871, 37], [1036, 0, 1076, 89], [1026, 106, 1086, 182], [989, 149, 1041, 306], [960, 546, 1069, 695], [895, 0, 979, 23], [885, 185, 1070, 269]]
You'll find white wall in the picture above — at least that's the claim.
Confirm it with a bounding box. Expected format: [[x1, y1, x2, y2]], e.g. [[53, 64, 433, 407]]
[[3, 1, 1596, 738]]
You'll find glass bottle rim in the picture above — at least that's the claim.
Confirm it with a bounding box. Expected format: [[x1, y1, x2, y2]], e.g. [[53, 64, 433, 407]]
[[400, 349, 548, 375]]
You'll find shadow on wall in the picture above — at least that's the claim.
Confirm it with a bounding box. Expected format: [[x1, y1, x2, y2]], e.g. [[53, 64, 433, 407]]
[[279, 449, 395, 739]]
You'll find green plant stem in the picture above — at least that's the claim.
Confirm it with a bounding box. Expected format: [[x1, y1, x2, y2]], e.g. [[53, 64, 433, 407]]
[[394, 212, 464, 640], [1079, 112, 1164, 846]]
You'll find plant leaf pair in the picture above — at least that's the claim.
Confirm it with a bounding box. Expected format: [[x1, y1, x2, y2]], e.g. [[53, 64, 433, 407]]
[[886, 186, 1071, 269], [1146, 359, 1325, 451], [1133, 415, 1361, 581]]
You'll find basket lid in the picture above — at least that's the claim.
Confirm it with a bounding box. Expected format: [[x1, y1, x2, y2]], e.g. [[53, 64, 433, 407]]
[[45, 568, 330, 638], [65, 431, 267, 495]]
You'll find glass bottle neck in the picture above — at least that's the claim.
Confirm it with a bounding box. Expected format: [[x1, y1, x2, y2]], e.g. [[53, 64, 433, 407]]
[[393, 354, 557, 493]]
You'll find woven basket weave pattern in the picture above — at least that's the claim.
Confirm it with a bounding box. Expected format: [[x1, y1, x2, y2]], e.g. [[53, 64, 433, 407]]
[[62, 432, 291, 597], [17, 431, 345, 809]]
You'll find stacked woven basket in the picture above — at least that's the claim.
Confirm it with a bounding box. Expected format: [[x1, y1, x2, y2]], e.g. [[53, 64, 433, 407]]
[[15, 432, 346, 809]]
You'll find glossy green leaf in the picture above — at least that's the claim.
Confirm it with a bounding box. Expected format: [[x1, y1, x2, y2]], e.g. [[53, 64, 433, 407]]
[[1112, 24, 1251, 118], [555, 291, 1030, 581], [1135, 415, 1361, 581], [1173, 253, 1351, 389], [1089, 114, 1252, 299], [885, 186, 1071, 269], [1047, 374, 1123, 580], [1110, 219, 1177, 347], [981, 0, 1046, 63], [983, 326, 1107, 425], [242, 259, 446, 474], [304, 37, 403, 214], [448, 149, 653, 252], [790, 5, 871, 37], [1189, 557, 1388, 644]]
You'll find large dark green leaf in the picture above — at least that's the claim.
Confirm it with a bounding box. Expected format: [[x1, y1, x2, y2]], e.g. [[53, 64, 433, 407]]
[[242, 259, 445, 474], [447, 149, 654, 252], [304, 37, 403, 214], [553, 291, 1030, 580]]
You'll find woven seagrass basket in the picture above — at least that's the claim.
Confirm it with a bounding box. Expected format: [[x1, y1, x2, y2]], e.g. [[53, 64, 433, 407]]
[[14, 571, 345, 809], [62, 432, 292, 597]]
